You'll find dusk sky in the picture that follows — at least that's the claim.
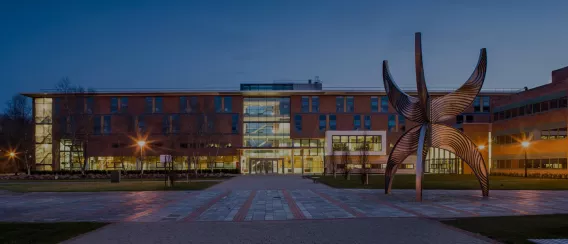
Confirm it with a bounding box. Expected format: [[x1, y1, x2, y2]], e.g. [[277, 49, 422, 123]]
[[2, 0, 568, 102]]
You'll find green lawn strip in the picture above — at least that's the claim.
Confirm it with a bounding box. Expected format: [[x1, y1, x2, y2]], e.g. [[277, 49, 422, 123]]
[[0, 222, 108, 244], [0, 180, 220, 192], [441, 214, 568, 244], [313, 175, 568, 190]]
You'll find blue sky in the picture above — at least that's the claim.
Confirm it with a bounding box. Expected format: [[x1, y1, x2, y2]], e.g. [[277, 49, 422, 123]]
[[1, 0, 568, 102]]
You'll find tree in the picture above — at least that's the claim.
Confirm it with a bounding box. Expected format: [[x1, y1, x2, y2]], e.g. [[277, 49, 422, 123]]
[[2, 95, 33, 174], [331, 143, 341, 178], [341, 143, 352, 180], [55, 78, 96, 176], [358, 135, 371, 185]]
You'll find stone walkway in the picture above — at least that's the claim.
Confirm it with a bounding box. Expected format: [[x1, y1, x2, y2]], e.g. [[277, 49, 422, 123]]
[[1, 175, 568, 222]]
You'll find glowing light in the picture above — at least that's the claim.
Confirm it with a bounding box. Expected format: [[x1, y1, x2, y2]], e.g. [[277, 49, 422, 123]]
[[521, 141, 530, 148], [477, 145, 485, 150], [8, 152, 16, 158], [137, 140, 146, 147]]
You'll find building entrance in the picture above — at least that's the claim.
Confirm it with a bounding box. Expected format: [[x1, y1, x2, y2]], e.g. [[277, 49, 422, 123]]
[[249, 158, 283, 174]]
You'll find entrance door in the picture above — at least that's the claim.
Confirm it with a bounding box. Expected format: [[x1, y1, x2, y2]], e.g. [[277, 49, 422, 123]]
[[250, 158, 280, 174]]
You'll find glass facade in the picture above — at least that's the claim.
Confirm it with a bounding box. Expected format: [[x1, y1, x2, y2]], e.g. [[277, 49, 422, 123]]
[[425, 147, 462, 174], [332, 135, 382, 152], [243, 97, 291, 148], [34, 98, 53, 170]]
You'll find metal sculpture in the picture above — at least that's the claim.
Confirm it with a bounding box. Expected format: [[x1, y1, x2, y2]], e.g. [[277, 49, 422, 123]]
[[383, 33, 489, 201]]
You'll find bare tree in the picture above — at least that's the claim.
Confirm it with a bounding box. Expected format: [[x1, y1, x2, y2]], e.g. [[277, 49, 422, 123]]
[[55, 78, 96, 176], [358, 135, 371, 185], [341, 143, 352, 180], [331, 143, 341, 179], [3, 95, 33, 174]]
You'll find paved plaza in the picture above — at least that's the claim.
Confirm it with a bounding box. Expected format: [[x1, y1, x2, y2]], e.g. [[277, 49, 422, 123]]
[[1, 175, 568, 223]]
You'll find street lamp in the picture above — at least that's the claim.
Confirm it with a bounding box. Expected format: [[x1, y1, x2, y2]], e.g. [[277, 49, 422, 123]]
[[477, 145, 485, 150], [137, 140, 146, 171], [8, 152, 16, 158], [521, 141, 530, 177]]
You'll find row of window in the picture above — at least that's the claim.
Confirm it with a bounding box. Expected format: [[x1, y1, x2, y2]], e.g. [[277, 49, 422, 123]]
[[59, 96, 235, 115], [301, 96, 390, 113], [493, 133, 527, 145], [540, 127, 567, 140], [61, 114, 239, 135], [472, 97, 491, 113], [493, 96, 567, 121], [331, 135, 382, 152], [493, 158, 568, 169], [295, 114, 405, 132], [336, 164, 415, 169]]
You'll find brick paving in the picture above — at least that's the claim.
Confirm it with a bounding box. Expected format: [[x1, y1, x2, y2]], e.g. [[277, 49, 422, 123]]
[[2, 176, 568, 223]]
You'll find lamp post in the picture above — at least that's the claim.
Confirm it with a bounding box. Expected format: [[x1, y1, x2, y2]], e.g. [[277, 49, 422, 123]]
[[137, 140, 146, 171], [521, 141, 530, 177]]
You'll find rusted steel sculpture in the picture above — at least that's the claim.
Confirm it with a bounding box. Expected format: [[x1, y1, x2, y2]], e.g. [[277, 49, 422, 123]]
[[383, 32, 489, 201]]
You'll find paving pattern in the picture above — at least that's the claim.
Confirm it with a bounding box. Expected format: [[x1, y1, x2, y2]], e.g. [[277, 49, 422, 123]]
[[2, 176, 568, 223]]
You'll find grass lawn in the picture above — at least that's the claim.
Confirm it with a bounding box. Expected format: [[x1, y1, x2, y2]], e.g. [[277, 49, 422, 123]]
[[0, 222, 108, 244], [313, 174, 568, 190], [0, 180, 220, 192], [442, 214, 568, 244]]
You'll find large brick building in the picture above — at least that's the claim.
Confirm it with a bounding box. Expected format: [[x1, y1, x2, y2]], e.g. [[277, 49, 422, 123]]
[[23, 67, 568, 175]]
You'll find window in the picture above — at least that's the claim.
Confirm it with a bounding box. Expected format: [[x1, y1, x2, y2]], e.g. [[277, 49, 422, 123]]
[[224, 97, 232, 112], [388, 114, 396, 132], [190, 97, 198, 111], [137, 116, 145, 132], [85, 97, 93, 114], [120, 97, 128, 112], [329, 115, 336, 130], [541, 101, 549, 112], [331, 135, 382, 152], [533, 103, 540, 113], [172, 115, 180, 133], [541, 127, 567, 140], [319, 115, 326, 131], [346, 96, 354, 112], [482, 97, 490, 112], [215, 96, 232, 112], [301, 96, 309, 112], [371, 96, 379, 112], [465, 115, 474, 123], [560, 97, 568, 108], [162, 116, 170, 134], [103, 116, 111, 134], [180, 97, 187, 113], [525, 104, 533, 114], [381, 97, 389, 112], [294, 115, 302, 131], [145, 97, 153, 113], [511, 108, 517, 118], [398, 115, 406, 132], [336, 96, 344, 112], [155, 97, 163, 113], [364, 115, 371, 130], [353, 115, 361, 130], [215, 96, 222, 112], [493, 112, 498, 121], [111, 97, 118, 113], [518, 106, 525, 116], [456, 115, 464, 124], [473, 97, 481, 112], [312, 96, 319, 112], [231, 114, 239, 134], [93, 116, 101, 134]]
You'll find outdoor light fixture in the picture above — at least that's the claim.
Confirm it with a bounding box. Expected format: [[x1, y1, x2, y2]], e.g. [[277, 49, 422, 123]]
[[478, 145, 485, 150], [521, 141, 530, 148], [8, 151, 16, 158], [137, 140, 146, 147]]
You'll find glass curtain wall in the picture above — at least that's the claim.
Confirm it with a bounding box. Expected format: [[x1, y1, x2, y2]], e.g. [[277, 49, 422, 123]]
[[243, 97, 291, 147], [34, 98, 53, 170], [425, 147, 462, 174]]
